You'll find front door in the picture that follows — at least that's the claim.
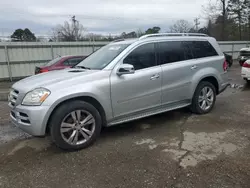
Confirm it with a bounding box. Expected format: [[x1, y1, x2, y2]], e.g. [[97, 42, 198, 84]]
[[110, 43, 162, 118]]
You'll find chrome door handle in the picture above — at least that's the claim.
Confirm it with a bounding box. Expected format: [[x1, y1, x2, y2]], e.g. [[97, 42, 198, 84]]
[[150, 74, 160, 80], [191, 65, 197, 70]]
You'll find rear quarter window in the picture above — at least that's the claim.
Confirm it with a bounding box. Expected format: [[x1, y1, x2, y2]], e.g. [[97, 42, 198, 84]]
[[187, 41, 218, 59]]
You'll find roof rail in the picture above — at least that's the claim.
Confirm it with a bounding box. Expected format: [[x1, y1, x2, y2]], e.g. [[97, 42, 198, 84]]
[[139, 33, 208, 40]]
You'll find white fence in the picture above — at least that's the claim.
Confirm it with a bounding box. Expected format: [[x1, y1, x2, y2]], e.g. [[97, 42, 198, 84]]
[[0, 41, 249, 81]]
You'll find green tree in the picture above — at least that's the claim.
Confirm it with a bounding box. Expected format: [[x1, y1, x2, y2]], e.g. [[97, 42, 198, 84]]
[[227, 0, 248, 40], [23, 28, 36, 41], [145, 27, 161, 34], [11, 29, 24, 41], [11, 28, 36, 41]]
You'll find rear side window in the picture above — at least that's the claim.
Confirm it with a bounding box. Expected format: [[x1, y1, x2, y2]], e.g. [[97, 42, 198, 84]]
[[187, 41, 218, 58], [157, 41, 186, 65]]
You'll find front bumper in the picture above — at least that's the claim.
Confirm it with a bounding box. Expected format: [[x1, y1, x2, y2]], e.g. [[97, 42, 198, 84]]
[[9, 104, 50, 136]]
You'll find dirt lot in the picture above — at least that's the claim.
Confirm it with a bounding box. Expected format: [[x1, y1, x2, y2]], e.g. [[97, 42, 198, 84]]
[[0, 64, 250, 188]]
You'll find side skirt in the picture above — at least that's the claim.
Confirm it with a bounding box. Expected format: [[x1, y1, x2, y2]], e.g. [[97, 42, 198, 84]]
[[107, 100, 191, 126]]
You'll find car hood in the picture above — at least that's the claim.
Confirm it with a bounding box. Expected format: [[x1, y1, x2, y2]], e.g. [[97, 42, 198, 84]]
[[240, 48, 250, 52], [12, 68, 104, 93]]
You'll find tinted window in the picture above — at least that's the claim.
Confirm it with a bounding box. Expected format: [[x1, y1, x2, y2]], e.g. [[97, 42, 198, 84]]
[[182, 42, 193, 60], [124, 43, 156, 70], [187, 41, 218, 58], [157, 41, 186, 65]]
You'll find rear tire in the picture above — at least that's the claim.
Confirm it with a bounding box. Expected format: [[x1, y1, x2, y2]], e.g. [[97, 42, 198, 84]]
[[49, 100, 102, 151], [246, 80, 250, 85], [190, 81, 216, 114]]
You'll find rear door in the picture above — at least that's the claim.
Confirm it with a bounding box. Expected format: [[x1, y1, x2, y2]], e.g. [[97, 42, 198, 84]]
[[157, 40, 196, 106]]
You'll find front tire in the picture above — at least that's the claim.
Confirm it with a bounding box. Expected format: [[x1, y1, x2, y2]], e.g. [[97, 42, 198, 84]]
[[190, 81, 216, 114], [49, 100, 102, 150]]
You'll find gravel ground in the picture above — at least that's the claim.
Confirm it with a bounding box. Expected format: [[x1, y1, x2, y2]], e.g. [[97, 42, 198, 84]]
[[0, 64, 249, 188]]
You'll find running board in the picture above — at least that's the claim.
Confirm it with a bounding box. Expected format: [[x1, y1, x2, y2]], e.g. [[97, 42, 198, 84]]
[[108, 101, 190, 126]]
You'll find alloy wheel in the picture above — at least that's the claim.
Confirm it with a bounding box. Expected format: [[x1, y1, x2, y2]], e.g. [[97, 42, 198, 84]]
[[60, 110, 96, 145]]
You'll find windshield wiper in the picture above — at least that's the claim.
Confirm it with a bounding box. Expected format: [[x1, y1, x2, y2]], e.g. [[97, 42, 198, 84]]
[[74, 66, 91, 70]]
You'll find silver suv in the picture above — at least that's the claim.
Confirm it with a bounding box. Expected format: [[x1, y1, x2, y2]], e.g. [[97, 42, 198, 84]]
[[9, 33, 229, 150]]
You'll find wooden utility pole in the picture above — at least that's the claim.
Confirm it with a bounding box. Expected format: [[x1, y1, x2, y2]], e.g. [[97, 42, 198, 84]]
[[194, 18, 200, 32], [221, 0, 226, 40]]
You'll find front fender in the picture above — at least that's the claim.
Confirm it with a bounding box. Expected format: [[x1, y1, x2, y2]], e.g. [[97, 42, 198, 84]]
[[41, 85, 112, 134]]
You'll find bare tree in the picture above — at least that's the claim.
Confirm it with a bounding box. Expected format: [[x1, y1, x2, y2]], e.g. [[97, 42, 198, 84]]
[[53, 16, 85, 41], [202, 0, 221, 21], [169, 20, 192, 33], [203, 0, 230, 40]]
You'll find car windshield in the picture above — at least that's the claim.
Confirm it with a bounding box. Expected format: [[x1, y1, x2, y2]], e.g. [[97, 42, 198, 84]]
[[76, 44, 130, 70], [45, 57, 62, 66]]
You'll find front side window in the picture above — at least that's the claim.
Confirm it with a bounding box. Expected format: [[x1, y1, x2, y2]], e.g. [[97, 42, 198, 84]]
[[187, 41, 218, 58], [123, 43, 156, 70], [77, 44, 129, 70], [157, 41, 186, 65]]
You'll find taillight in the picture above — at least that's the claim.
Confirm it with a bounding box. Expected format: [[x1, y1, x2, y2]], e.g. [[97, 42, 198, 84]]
[[40, 69, 49, 73], [243, 62, 250, 68], [223, 60, 228, 71]]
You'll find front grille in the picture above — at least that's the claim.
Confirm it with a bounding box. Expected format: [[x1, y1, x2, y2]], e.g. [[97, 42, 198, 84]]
[[240, 51, 250, 57], [9, 89, 19, 108], [11, 110, 31, 125]]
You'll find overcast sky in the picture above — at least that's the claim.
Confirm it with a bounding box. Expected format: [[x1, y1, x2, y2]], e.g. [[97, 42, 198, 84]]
[[0, 0, 210, 36]]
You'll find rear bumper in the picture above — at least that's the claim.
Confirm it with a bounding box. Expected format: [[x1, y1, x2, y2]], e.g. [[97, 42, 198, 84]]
[[218, 83, 230, 94], [218, 71, 229, 94]]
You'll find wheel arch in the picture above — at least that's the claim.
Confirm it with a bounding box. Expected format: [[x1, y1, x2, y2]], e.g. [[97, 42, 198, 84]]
[[192, 75, 219, 97], [199, 76, 219, 94], [45, 96, 107, 134]]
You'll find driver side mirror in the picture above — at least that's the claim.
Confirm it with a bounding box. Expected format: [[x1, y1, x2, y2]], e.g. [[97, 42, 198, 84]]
[[117, 64, 135, 76]]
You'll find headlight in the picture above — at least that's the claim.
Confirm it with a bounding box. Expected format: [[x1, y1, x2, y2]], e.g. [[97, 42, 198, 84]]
[[22, 88, 50, 106], [8, 88, 14, 102]]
